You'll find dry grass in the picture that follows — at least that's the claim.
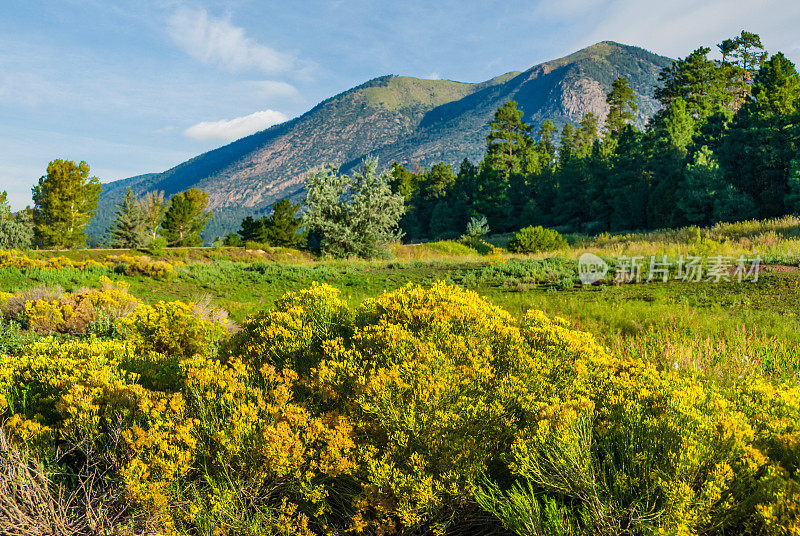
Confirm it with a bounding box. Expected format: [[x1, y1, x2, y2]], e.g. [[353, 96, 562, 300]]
[[0, 427, 156, 536], [1, 286, 63, 321]]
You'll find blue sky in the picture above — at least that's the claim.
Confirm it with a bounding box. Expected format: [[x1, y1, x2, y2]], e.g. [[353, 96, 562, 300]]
[[2, 0, 800, 209]]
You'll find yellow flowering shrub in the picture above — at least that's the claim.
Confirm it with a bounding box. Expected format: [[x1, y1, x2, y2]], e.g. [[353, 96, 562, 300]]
[[0, 281, 797, 535], [0, 249, 175, 279], [120, 300, 228, 360], [106, 254, 177, 279], [0, 338, 137, 454], [12, 277, 137, 334], [0, 291, 12, 306], [0, 249, 109, 271], [233, 282, 800, 535], [225, 282, 352, 374], [179, 355, 357, 533], [497, 309, 800, 536], [0, 335, 354, 533]]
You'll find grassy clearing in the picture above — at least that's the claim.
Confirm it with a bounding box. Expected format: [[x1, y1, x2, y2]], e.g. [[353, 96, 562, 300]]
[[3, 216, 800, 385], [2, 254, 799, 385]]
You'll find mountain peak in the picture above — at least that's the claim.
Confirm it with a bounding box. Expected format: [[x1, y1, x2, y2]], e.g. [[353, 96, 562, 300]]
[[89, 42, 674, 241]]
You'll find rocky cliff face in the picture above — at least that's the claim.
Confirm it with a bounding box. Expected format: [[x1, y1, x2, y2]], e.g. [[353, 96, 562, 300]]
[[90, 41, 672, 241]]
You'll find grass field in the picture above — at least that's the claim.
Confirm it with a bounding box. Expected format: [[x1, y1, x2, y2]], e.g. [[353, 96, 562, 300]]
[[4, 217, 800, 385]]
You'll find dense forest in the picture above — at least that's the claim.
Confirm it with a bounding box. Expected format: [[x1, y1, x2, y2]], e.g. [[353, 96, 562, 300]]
[[390, 31, 800, 240]]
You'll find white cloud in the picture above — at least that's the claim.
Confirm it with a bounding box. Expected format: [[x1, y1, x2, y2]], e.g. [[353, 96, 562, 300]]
[[556, 0, 800, 61], [184, 109, 288, 142], [168, 8, 294, 74], [251, 80, 302, 100]]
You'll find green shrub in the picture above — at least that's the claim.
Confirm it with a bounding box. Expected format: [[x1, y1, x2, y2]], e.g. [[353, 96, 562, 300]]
[[244, 240, 271, 250], [0, 316, 30, 355], [222, 232, 244, 247], [147, 235, 168, 254], [508, 225, 568, 253]]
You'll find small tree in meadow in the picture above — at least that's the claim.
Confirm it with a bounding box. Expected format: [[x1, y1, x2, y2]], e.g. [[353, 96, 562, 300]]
[[160, 189, 212, 246], [463, 215, 490, 247], [303, 159, 405, 258], [106, 188, 147, 249], [264, 199, 306, 248], [138, 190, 168, 244], [31, 159, 101, 249]]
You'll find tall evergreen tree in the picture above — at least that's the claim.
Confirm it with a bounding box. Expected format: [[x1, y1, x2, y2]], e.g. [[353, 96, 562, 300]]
[[473, 165, 511, 232], [107, 188, 147, 248], [485, 101, 533, 177], [388, 162, 420, 202], [238, 216, 269, 243], [537, 121, 558, 161], [608, 126, 649, 230], [648, 98, 695, 228], [655, 47, 735, 120], [264, 199, 305, 248], [414, 163, 457, 237], [446, 159, 479, 236], [718, 53, 800, 217], [731, 31, 768, 80], [677, 146, 723, 225], [31, 159, 101, 249], [605, 77, 638, 137]]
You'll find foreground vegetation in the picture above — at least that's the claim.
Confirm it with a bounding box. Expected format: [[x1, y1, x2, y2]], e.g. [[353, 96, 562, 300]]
[[1, 280, 798, 535], [0, 215, 799, 534]]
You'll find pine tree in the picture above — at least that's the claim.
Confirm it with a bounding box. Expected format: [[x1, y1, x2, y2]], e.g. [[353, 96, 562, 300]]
[[264, 199, 305, 248], [388, 162, 420, 201], [160, 189, 212, 246], [732, 31, 768, 81], [677, 146, 721, 225], [237, 216, 269, 243], [485, 101, 533, 177], [537, 121, 558, 162], [107, 188, 147, 248], [647, 98, 695, 228], [608, 127, 649, 231], [718, 53, 800, 217], [605, 77, 638, 138], [655, 47, 736, 120], [413, 163, 456, 238], [31, 159, 101, 249], [473, 165, 511, 232], [446, 159, 478, 237]]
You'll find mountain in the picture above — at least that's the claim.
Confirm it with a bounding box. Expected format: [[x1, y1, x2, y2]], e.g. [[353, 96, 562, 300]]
[[89, 41, 673, 241]]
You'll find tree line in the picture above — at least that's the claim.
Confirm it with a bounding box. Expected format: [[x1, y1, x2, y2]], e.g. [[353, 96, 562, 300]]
[[391, 31, 800, 240], [0, 159, 214, 250]]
